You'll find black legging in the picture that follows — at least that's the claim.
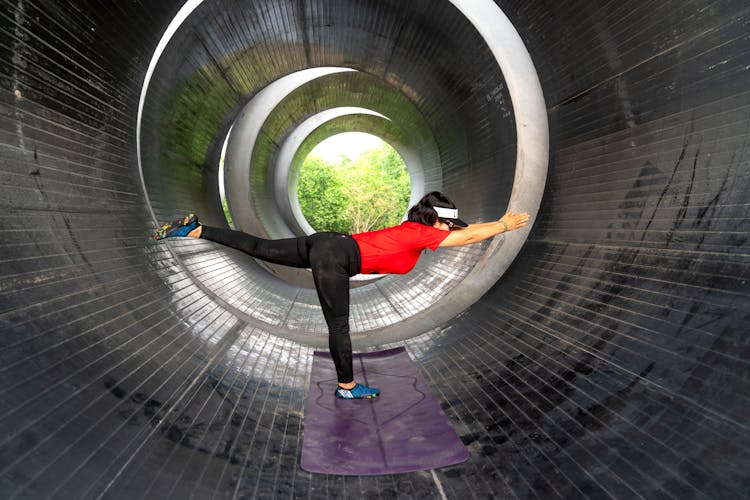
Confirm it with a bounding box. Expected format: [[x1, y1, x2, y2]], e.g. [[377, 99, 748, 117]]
[[200, 226, 361, 383]]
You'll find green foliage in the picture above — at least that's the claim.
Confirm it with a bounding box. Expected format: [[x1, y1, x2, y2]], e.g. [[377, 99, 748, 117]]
[[222, 196, 234, 227], [298, 142, 411, 234], [298, 156, 350, 233]]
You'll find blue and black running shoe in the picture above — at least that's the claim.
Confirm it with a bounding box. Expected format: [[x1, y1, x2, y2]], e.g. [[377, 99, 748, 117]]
[[154, 214, 200, 240], [335, 383, 380, 399]]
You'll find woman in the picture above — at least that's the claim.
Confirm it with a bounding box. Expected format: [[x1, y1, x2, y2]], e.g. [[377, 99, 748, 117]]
[[154, 192, 529, 399]]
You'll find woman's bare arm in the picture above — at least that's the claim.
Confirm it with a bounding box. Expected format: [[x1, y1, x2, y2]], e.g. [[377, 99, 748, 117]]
[[438, 211, 530, 247]]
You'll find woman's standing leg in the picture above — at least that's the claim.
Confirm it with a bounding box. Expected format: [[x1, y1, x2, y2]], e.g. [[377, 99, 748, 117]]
[[307, 234, 379, 398], [308, 235, 354, 383], [200, 226, 355, 379]]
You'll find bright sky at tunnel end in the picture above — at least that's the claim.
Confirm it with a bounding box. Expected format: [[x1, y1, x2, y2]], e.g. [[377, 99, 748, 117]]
[[310, 132, 384, 162]]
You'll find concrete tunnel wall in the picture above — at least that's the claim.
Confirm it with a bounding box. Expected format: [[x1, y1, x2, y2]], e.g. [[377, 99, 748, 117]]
[[1, 1, 748, 498]]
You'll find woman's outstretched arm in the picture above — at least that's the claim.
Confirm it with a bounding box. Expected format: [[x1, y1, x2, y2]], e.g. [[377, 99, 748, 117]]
[[438, 211, 530, 247]]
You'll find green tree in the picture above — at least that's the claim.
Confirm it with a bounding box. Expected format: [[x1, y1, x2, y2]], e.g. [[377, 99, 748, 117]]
[[342, 144, 411, 233], [297, 141, 410, 234], [297, 155, 349, 233]]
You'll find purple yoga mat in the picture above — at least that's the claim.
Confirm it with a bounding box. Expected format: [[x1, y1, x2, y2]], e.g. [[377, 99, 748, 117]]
[[301, 347, 469, 475]]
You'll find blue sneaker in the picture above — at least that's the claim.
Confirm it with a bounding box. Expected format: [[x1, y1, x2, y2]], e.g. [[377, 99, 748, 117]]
[[154, 214, 200, 240], [335, 383, 380, 399]]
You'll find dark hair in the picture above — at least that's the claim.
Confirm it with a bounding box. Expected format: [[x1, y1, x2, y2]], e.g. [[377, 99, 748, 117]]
[[407, 191, 457, 226]]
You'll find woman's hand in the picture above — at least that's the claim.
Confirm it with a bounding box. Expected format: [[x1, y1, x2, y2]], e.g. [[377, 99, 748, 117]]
[[499, 211, 530, 232]]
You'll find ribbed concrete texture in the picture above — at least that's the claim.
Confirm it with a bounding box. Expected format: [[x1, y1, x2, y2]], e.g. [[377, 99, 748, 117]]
[[1, 1, 748, 498]]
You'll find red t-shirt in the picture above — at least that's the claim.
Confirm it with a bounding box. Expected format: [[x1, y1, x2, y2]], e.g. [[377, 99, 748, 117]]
[[352, 222, 450, 274]]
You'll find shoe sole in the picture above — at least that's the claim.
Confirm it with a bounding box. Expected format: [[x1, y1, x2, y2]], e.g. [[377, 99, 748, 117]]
[[155, 214, 198, 240], [334, 392, 380, 399]]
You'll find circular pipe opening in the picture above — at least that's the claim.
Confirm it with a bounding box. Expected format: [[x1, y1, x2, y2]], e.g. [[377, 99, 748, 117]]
[[137, 0, 548, 347], [294, 132, 412, 235]]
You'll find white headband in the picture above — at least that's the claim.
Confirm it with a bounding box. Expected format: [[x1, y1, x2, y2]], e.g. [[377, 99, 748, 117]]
[[434, 207, 459, 219]]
